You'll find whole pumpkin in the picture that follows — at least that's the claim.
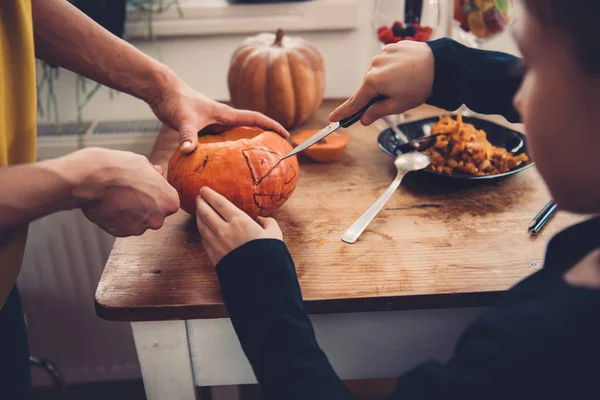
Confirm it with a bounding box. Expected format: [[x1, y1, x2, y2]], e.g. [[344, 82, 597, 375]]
[[167, 127, 299, 220], [227, 29, 325, 129]]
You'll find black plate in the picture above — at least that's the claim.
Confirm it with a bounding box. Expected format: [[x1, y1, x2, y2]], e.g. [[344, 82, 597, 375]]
[[377, 115, 534, 180]]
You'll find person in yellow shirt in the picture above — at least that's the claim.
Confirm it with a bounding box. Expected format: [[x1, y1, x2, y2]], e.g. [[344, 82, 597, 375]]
[[0, 1, 288, 397]]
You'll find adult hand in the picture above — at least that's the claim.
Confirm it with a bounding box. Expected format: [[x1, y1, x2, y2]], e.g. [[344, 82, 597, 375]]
[[150, 79, 289, 154], [195, 187, 283, 266], [31, 0, 288, 155], [329, 41, 435, 126], [71, 148, 180, 237]]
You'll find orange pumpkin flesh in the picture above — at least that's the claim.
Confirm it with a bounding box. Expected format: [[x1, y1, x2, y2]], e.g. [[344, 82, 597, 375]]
[[167, 127, 299, 220], [291, 129, 350, 163]]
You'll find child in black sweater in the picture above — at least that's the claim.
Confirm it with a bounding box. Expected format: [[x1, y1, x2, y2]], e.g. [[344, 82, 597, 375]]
[[194, 1, 600, 398]]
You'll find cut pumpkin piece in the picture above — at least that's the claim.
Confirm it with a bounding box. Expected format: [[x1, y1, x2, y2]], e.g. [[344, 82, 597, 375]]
[[291, 129, 350, 163]]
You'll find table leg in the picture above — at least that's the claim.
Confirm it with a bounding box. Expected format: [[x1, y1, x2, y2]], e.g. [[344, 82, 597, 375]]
[[131, 321, 197, 400]]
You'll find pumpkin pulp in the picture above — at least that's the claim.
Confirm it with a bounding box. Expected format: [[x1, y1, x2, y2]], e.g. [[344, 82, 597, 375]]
[[197, 126, 263, 144], [291, 129, 350, 163]]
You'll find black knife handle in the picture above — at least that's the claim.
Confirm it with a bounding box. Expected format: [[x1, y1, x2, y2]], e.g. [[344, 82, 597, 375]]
[[339, 94, 388, 128]]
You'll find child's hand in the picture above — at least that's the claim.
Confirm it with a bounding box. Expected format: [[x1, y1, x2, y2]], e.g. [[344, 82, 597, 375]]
[[329, 41, 434, 126], [195, 187, 283, 266]]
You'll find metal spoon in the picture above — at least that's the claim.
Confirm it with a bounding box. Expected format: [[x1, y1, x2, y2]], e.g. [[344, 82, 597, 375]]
[[382, 115, 409, 143], [341, 152, 431, 244], [381, 115, 433, 151]]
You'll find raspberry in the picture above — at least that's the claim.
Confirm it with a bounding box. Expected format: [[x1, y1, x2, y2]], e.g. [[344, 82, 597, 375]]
[[391, 36, 403, 43], [377, 27, 394, 44], [415, 31, 431, 42]]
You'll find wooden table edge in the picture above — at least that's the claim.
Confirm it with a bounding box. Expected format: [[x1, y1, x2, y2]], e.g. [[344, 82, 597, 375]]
[[95, 290, 502, 322]]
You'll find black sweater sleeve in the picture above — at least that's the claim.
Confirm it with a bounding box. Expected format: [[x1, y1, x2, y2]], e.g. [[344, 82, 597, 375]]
[[426, 38, 524, 122], [216, 239, 353, 400]]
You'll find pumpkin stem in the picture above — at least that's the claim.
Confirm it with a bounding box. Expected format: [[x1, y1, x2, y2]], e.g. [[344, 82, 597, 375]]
[[274, 29, 285, 46]]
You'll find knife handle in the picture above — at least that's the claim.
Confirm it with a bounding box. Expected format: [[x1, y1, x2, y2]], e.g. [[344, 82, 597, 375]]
[[339, 94, 388, 128]]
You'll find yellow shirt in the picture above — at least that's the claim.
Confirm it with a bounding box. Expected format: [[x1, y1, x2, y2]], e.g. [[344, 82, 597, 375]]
[[0, 0, 37, 309]]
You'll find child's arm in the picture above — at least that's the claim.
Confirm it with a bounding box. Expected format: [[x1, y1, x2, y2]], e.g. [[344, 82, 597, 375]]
[[330, 38, 523, 126], [427, 38, 523, 122], [195, 187, 353, 399], [216, 239, 353, 400]]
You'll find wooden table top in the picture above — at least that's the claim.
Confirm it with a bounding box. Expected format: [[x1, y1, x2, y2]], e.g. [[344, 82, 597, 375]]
[[95, 99, 585, 322]]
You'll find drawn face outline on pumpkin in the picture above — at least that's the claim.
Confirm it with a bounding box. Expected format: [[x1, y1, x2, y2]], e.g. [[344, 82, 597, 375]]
[[240, 143, 298, 212], [167, 127, 299, 219]]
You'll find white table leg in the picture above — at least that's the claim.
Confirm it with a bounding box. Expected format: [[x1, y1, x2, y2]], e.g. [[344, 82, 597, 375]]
[[131, 321, 197, 400]]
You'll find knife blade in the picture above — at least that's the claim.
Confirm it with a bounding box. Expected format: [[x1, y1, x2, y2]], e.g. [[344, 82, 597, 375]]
[[281, 94, 388, 160], [281, 122, 341, 160]]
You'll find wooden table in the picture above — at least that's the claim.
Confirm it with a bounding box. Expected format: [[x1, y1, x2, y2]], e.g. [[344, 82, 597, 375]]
[[95, 100, 583, 400]]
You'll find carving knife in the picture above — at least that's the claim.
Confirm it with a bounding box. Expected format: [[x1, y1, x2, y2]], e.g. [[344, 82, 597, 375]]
[[281, 95, 388, 160]]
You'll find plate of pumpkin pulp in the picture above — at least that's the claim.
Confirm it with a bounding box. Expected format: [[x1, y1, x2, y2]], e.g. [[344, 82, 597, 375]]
[[378, 114, 533, 180]]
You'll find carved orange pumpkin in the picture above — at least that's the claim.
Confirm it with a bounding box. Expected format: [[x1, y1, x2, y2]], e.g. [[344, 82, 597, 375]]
[[167, 127, 299, 219], [227, 29, 325, 129]]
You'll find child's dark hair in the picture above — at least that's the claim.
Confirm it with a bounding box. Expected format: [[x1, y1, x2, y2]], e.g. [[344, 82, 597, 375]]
[[523, 0, 600, 74]]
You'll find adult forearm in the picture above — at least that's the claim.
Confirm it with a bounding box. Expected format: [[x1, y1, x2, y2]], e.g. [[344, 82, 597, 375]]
[[0, 153, 86, 230], [31, 0, 175, 106]]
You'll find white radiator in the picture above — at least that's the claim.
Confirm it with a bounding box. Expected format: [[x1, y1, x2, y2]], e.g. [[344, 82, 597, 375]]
[[18, 210, 140, 385], [17, 119, 162, 386]]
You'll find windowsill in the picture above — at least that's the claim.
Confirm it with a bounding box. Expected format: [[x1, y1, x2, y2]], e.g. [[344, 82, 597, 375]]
[[124, 0, 362, 39]]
